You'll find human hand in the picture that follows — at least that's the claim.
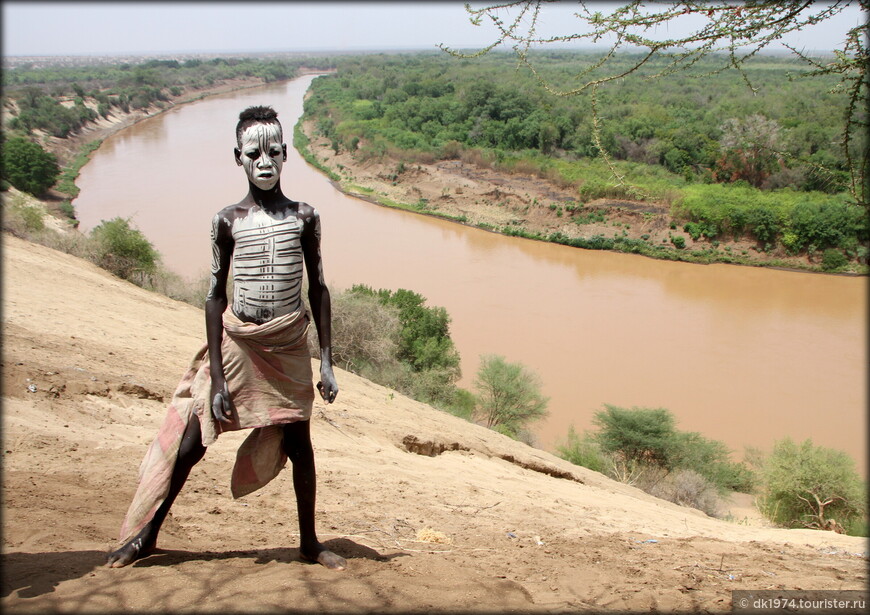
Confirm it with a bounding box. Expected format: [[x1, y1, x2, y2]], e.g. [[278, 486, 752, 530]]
[[317, 366, 339, 404], [210, 378, 234, 423]]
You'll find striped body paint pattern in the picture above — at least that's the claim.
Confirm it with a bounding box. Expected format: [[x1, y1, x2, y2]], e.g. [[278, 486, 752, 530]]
[[231, 208, 304, 323]]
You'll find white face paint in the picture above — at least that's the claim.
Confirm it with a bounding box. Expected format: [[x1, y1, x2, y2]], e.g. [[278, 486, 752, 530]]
[[238, 123, 284, 190]]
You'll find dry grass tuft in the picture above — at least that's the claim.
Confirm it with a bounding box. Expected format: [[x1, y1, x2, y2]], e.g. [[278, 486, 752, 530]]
[[415, 527, 452, 544]]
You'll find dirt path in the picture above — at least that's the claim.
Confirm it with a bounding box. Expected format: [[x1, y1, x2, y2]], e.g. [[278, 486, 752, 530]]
[[2, 233, 866, 612]]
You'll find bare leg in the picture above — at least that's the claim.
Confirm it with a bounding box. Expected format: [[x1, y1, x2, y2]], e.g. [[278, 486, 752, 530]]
[[282, 420, 346, 570], [107, 418, 207, 567]]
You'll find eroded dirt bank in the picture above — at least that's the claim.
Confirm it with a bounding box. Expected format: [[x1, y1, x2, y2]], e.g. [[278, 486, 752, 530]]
[[2, 233, 866, 612], [301, 120, 836, 272]]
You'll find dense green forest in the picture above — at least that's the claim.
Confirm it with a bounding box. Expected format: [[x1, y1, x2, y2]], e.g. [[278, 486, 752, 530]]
[[306, 51, 855, 191], [301, 51, 867, 267]]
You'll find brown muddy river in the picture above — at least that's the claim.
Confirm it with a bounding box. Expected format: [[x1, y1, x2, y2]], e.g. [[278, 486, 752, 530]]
[[74, 75, 867, 471]]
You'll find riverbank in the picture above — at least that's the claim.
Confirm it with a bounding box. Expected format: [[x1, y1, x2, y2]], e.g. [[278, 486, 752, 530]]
[[297, 119, 863, 275], [2, 232, 867, 612], [1, 75, 308, 299], [7, 72, 337, 228], [39, 76, 278, 217]]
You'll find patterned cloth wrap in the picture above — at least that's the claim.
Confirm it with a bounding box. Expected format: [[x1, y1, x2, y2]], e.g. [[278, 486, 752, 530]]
[[119, 308, 315, 544]]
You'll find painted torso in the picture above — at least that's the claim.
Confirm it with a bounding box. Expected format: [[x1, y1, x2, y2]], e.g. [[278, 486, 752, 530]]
[[230, 207, 304, 323]]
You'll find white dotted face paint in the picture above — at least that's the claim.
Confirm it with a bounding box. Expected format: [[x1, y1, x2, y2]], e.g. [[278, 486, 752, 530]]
[[238, 123, 284, 190]]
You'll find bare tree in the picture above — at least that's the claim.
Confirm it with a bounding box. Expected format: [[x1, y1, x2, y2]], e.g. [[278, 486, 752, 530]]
[[718, 114, 782, 186], [442, 1, 867, 205]]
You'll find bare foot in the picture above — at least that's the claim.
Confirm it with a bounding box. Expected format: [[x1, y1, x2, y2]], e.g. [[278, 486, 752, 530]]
[[300, 545, 347, 570], [106, 532, 155, 568]]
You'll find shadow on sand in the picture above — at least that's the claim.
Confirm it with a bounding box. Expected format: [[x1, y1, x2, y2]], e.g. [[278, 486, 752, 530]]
[[130, 537, 404, 568], [2, 549, 107, 599], [1, 539, 404, 599]]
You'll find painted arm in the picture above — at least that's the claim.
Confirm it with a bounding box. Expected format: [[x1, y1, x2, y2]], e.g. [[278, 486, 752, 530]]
[[301, 206, 338, 403], [205, 212, 235, 422]]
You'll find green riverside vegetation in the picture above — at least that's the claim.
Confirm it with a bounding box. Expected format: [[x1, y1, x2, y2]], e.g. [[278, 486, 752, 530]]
[[3, 52, 867, 271], [759, 438, 866, 536], [2, 57, 331, 138], [299, 51, 868, 271], [1, 137, 59, 196], [556, 406, 867, 535], [1, 54, 339, 215]]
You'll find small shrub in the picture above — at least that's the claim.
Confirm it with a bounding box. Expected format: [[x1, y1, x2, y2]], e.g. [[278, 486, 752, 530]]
[[444, 387, 476, 421], [747, 206, 780, 245], [58, 200, 76, 220], [349, 285, 460, 374], [845, 517, 868, 537], [781, 230, 801, 255], [821, 249, 848, 271], [325, 289, 401, 373], [683, 221, 717, 241], [672, 430, 756, 494], [19, 205, 45, 232], [645, 469, 721, 517], [1, 137, 60, 196], [556, 426, 606, 473], [90, 217, 159, 281], [593, 405, 679, 468], [473, 354, 548, 440], [671, 235, 686, 249], [145, 268, 211, 307], [759, 438, 866, 532], [2, 199, 46, 237]]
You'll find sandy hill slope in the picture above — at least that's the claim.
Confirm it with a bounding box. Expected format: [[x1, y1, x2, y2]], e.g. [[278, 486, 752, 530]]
[[2, 233, 866, 613]]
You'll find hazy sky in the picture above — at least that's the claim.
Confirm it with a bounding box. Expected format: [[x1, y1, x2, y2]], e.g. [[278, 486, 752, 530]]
[[3, 1, 865, 57]]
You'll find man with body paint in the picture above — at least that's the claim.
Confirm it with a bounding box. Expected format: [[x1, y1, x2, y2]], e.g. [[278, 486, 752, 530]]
[[107, 105, 346, 571]]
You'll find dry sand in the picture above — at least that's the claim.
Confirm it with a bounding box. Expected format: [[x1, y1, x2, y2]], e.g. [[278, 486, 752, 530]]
[[2, 233, 867, 612]]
